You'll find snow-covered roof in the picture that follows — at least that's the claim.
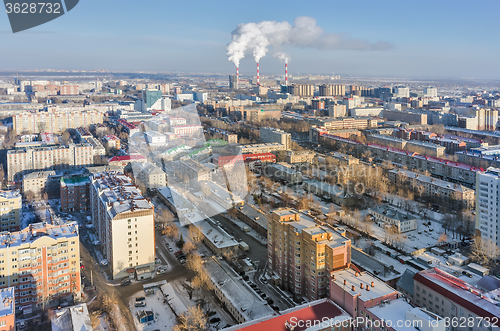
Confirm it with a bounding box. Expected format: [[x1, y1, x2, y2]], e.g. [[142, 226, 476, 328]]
[[51, 303, 92, 331], [368, 298, 434, 331], [195, 220, 238, 249], [204, 258, 274, 322], [331, 268, 397, 302]]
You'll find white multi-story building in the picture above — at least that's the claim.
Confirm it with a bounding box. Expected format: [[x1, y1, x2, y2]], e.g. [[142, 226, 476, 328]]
[[170, 125, 202, 136], [393, 86, 410, 98], [129, 162, 166, 190], [13, 108, 104, 134], [476, 167, 500, 246], [423, 87, 438, 97], [144, 131, 167, 145], [7, 144, 93, 181], [90, 172, 155, 279], [260, 127, 291, 150]]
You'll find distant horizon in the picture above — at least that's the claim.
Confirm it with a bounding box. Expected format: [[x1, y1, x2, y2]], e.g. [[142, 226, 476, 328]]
[[1, 0, 500, 79]]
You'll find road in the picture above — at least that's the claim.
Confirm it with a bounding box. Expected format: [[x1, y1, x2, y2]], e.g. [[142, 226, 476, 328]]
[[78, 215, 194, 331]]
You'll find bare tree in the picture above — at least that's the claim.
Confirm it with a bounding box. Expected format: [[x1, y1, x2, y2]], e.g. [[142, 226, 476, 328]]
[[470, 236, 500, 267], [162, 223, 179, 239], [172, 306, 208, 331]]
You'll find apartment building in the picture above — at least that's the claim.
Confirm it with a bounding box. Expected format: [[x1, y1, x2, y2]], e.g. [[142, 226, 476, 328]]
[[264, 163, 302, 185], [0, 222, 81, 314], [319, 84, 345, 97], [388, 169, 475, 209], [457, 145, 500, 169], [60, 175, 90, 213], [235, 143, 286, 155], [128, 162, 166, 190], [144, 131, 167, 145], [413, 268, 500, 331], [170, 125, 203, 136], [318, 134, 481, 188], [175, 159, 213, 184], [108, 155, 147, 167], [167, 117, 186, 126], [22, 171, 58, 197], [284, 151, 315, 164], [90, 172, 155, 279], [288, 84, 314, 97], [309, 117, 379, 130], [13, 109, 103, 135], [268, 209, 351, 301], [476, 168, 500, 245], [368, 205, 417, 233], [260, 127, 291, 150], [103, 135, 120, 150], [0, 191, 22, 233], [7, 144, 92, 181], [208, 128, 238, 144]]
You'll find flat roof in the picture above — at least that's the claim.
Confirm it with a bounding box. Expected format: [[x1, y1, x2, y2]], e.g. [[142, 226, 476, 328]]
[[331, 268, 397, 302], [0, 287, 14, 318], [222, 298, 350, 331]]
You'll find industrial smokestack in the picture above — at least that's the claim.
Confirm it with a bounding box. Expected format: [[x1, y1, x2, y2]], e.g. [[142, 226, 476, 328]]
[[236, 67, 239, 85], [256, 62, 260, 86], [285, 61, 288, 86]]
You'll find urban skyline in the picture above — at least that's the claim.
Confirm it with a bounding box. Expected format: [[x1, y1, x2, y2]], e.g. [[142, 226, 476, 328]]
[[1, 0, 500, 78]]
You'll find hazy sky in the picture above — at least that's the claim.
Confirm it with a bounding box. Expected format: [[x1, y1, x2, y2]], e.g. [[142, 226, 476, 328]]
[[1, 0, 499, 78]]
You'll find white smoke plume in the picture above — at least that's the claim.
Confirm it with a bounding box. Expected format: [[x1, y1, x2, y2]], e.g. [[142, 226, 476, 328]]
[[227, 16, 392, 67], [273, 52, 290, 63]]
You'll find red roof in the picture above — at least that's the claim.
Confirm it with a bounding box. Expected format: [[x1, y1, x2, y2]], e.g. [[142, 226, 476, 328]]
[[414, 268, 500, 319], [225, 300, 349, 331], [109, 155, 146, 163]]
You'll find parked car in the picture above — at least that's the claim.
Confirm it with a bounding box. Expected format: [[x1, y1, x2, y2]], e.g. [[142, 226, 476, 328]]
[[209, 318, 221, 324], [134, 301, 146, 307], [206, 311, 217, 317], [136, 297, 145, 302], [168, 247, 173, 252]]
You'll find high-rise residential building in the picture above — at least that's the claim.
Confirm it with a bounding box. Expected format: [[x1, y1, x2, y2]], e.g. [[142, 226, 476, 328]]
[[0, 190, 22, 233], [423, 87, 438, 97], [476, 167, 500, 245], [260, 127, 291, 150], [7, 143, 93, 181], [393, 86, 410, 98], [288, 84, 314, 97], [229, 75, 238, 89], [90, 172, 155, 279], [0, 222, 81, 314], [13, 109, 104, 135], [60, 175, 91, 213], [328, 104, 347, 118], [319, 84, 345, 97], [267, 208, 352, 301]]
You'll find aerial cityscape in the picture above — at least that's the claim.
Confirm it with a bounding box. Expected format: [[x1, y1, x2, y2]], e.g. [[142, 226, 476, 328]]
[[0, 1, 500, 331]]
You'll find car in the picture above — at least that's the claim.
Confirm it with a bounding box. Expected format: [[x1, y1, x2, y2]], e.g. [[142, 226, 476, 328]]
[[80, 264, 85, 269], [121, 279, 131, 286], [209, 318, 221, 324], [100, 259, 109, 266], [174, 251, 183, 256], [135, 297, 145, 302], [155, 258, 161, 264], [134, 301, 146, 307], [261, 278, 268, 284], [260, 293, 267, 299], [168, 247, 173, 252], [206, 311, 217, 317], [266, 298, 274, 305]]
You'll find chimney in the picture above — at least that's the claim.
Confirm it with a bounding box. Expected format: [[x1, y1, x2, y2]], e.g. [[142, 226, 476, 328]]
[[285, 62, 288, 86], [366, 285, 370, 291], [355, 272, 359, 277], [236, 67, 239, 85], [360, 283, 364, 289], [351, 285, 355, 291], [344, 280, 347, 285], [371, 281, 374, 287], [332, 275, 335, 281], [257, 62, 260, 86]]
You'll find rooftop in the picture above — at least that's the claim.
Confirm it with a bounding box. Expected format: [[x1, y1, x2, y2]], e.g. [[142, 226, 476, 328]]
[[52, 303, 92, 331], [389, 169, 474, 193], [0, 222, 79, 249], [369, 204, 417, 223], [195, 220, 238, 249], [0, 287, 14, 318], [222, 298, 350, 331], [414, 268, 500, 319], [331, 268, 397, 302], [60, 175, 90, 187], [367, 298, 433, 331], [204, 258, 274, 322]]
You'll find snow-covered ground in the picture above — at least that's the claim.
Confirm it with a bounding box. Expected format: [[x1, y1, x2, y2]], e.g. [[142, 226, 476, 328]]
[[225, 213, 267, 246], [129, 289, 177, 331]]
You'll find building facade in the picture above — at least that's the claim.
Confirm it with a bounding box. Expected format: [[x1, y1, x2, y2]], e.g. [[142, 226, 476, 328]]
[[60, 175, 90, 213], [268, 209, 352, 301], [260, 127, 292, 150], [476, 168, 500, 245], [90, 172, 155, 279], [0, 190, 22, 233], [0, 222, 81, 314], [7, 144, 92, 181]]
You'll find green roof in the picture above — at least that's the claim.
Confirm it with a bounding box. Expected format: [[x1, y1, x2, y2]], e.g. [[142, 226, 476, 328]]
[[60, 175, 90, 187]]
